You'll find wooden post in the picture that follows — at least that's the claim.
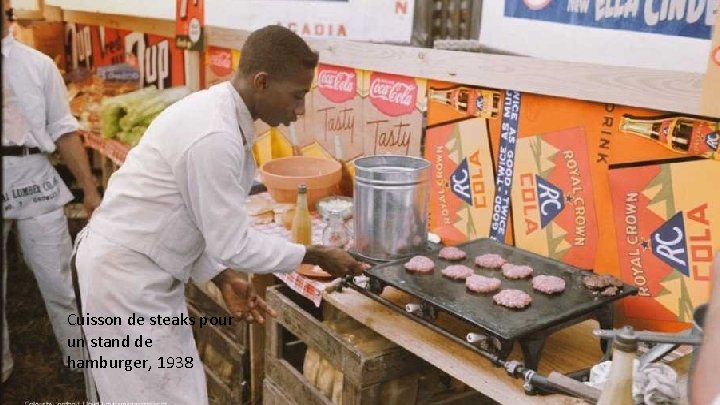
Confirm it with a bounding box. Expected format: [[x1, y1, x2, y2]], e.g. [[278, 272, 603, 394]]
[[469, 0, 483, 41], [100, 155, 114, 189], [701, 9, 720, 117], [411, 0, 430, 47], [184, 50, 201, 91], [249, 273, 277, 404]]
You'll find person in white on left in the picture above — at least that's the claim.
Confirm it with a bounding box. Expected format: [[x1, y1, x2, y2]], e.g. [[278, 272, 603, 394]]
[[1, 4, 102, 383]]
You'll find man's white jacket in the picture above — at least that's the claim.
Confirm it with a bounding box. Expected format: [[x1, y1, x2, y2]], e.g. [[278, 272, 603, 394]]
[[88, 82, 306, 283]]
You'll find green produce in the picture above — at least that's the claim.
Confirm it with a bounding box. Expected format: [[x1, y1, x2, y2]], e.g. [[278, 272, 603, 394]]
[[99, 86, 191, 144]]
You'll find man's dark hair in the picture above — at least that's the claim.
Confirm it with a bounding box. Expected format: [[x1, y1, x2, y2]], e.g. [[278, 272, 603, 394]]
[[239, 25, 319, 79]]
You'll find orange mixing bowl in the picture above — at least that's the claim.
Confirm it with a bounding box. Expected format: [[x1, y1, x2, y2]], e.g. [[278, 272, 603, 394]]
[[259, 156, 342, 209]]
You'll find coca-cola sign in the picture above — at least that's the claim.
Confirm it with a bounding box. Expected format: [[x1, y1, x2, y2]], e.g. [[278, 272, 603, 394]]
[[317, 64, 357, 103], [208, 47, 233, 77], [368, 72, 417, 117]]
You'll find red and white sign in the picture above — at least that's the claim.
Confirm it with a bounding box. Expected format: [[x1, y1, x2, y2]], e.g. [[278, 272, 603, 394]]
[[176, 0, 205, 50], [368, 72, 418, 117], [317, 65, 357, 104], [208, 47, 233, 77], [65, 23, 186, 90], [362, 72, 424, 157]]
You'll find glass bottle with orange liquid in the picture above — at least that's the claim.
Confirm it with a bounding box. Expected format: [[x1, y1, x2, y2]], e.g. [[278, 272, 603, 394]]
[[291, 184, 312, 245], [619, 114, 719, 160]]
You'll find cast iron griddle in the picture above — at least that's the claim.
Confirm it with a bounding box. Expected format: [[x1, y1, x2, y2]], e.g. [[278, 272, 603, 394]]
[[366, 238, 638, 341]]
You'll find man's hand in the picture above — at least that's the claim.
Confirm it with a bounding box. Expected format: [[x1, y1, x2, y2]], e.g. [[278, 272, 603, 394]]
[[303, 245, 364, 279], [56, 132, 102, 217], [211, 269, 277, 324]]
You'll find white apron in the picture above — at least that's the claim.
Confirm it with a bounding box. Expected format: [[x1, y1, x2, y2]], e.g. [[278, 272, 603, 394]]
[[72, 130, 257, 403], [2, 154, 74, 219], [2, 70, 73, 219]]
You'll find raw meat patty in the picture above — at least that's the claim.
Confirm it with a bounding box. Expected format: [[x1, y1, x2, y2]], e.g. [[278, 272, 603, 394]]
[[441, 265, 475, 280], [466, 275, 502, 293], [532, 275, 566, 294], [404, 256, 435, 273], [438, 246, 467, 261], [493, 289, 533, 309], [501, 263, 534, 280], [583, 274, 622, 290], [474, 254, 506, 269], [601, 286, 619, 296]]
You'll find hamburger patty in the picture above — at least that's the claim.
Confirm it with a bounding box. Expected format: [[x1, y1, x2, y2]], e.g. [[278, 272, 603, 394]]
[[466, 275, 502, 293], [441, 264, 475, 280], [404, 256, 435, 273], [531, 275, 566, 295], [438, 246, 467, 261], [501, 263, 534, 280], [493, 289, 532, 309], [474, 254, 506, 269], [601, 286, 619, 296], [583, 274, 623, 290]]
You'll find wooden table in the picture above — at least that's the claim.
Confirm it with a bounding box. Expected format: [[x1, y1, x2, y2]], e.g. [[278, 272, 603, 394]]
[[324, 286, 691, 405]]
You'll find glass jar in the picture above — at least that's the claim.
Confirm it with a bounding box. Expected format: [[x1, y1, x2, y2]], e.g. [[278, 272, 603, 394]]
[[322, 210, 349, 248]]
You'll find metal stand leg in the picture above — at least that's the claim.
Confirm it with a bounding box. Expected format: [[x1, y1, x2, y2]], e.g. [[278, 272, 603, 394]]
[[498, 339, 514, 361], [519, 335, 548, 371], [367, 278, 385, 295], [594, 305, 614, 358]]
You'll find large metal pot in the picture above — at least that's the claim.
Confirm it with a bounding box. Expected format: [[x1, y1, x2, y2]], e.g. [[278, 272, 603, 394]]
[[353, 155, 430, 261]]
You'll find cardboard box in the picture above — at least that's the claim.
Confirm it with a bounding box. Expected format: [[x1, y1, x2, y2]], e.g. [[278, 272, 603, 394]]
[[609, 158, 719, 331], [511, 127, 599, 269], [361, 71, 425, 157], [425, 81, 497, 245], [304, 63, 365, 161]]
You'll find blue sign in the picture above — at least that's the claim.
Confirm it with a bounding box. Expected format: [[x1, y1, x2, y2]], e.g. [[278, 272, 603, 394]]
[[651, 211, 690, 276], [476, 95, 486, 113], [536, 175, 565, 228], [504, 0, 715, 40], [450, 159, 473, 205], [705, 132, 719, 151], [490, 90, 521, 241]]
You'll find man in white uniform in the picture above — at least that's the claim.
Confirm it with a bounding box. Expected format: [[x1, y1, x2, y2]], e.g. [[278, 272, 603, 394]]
[[1, 5, 102, 382], [75, 25, 362, 403]]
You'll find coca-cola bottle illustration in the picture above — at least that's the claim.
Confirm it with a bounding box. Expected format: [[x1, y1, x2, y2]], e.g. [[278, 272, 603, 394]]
[[619, 114, 719, 160], [428, 86, 500, 118]]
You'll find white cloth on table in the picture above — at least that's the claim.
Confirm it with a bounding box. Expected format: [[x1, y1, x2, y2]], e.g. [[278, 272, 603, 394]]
[[588, 359, 680, 405]]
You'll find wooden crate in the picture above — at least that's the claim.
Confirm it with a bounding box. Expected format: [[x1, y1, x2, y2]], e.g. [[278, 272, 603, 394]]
[[264, 286, 495, 405], [263, 378, 296, 405], [188, 300, 249, 404], [265, 285, 429, 405], [186, 282, 247, 348]]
